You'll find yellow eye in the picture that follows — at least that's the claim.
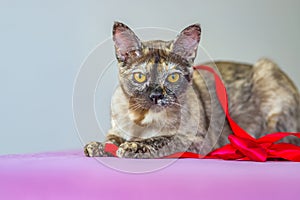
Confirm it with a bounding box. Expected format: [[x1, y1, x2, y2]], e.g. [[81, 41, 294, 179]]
[[133, 72, 146, 83], [167, 73, 180, 83]]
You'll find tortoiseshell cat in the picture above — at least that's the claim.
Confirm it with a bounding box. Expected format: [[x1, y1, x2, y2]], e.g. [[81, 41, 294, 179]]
[[84, 22, 300, 158]]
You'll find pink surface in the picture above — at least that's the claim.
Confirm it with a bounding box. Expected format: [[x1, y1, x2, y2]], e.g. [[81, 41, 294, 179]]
[[0, 151, 299, 200]]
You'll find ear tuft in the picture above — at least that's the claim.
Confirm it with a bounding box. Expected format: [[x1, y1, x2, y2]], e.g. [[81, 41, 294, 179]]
[[112, 22, 142, 62], [172, 24, 201, 63]]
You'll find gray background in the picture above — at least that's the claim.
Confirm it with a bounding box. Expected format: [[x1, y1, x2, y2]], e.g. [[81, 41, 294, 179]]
[[1, 0, 299, 155]]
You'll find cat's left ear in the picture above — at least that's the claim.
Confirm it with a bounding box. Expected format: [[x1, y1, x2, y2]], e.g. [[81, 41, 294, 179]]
[[171, 24, 201, 63], [113, 22, 142, 63]]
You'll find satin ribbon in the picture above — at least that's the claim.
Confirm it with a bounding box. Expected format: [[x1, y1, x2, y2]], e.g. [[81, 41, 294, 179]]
[[104, 65, 300, 162]]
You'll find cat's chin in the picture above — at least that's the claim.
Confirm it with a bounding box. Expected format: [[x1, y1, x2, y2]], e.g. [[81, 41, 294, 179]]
[[149, 102, 173, 113], [149, 105, 165, 113]]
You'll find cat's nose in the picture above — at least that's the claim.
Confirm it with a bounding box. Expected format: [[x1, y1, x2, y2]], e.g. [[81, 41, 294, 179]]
[[149, 88, 164, 104]]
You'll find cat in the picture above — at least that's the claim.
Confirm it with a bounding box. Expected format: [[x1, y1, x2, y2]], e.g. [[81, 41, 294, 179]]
[[84, 22, 300, 158]]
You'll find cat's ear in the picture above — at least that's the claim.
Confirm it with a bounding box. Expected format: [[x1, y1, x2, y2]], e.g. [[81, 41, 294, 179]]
[[113, 22, 142, 63], [171, 24, 201, 63]]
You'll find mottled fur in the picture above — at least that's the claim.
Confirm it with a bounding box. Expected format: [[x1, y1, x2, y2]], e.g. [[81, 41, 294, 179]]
[[84, 22, 300, 158]]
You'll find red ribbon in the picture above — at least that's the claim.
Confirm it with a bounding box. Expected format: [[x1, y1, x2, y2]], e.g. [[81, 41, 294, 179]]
[[104, 65, 300, 162]]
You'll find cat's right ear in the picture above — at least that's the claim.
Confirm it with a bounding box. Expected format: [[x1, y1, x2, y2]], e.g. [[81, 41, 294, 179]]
[[113, 22, 142, 63]]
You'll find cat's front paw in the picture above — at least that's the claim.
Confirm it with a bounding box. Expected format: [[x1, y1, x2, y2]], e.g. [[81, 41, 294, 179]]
[[116, 141, 154, 159], [84, 141, 112, 157]]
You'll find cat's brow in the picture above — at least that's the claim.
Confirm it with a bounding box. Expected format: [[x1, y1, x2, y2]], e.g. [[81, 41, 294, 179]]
[[126, 49, 190, 67]]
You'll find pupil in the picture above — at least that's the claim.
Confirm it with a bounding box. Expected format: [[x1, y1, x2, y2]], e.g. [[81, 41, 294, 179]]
[[139, 73, 142, 79]]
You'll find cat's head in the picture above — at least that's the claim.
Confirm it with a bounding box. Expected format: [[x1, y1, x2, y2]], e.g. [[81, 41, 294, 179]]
[[113, 22, 201, 112]]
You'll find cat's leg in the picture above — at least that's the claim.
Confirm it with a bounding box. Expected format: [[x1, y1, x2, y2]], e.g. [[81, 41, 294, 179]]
[[116, 134, 203, 158], [251, 59, 300, 144], [84, 134, 125, 157]]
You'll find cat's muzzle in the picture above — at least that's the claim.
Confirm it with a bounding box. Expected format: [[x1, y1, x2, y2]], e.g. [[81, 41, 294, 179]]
[[149, 85, 167, 105], [149, 85, 174, 107]]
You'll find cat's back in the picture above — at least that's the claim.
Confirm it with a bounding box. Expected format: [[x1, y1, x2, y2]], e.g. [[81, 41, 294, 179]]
[[200, 61, 253, 85], [201, 59, 299, 99]]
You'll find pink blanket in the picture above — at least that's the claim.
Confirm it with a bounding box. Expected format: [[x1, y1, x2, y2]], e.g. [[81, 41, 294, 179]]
[[1, 151, 299, 200]]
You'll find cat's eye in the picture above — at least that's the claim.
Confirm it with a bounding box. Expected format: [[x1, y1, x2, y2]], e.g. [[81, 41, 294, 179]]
[[133, 72, 147, 83], [167, 73, 180, 83]]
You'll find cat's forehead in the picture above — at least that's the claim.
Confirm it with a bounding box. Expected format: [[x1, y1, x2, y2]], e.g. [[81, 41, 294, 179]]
[[139, 59, 177, 73], [142, 40, 172, 51], [133, 52, 179, 74], [125, 40, 189, 71]]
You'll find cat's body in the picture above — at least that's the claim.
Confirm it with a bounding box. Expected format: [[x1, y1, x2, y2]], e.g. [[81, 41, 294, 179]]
[[84, 22, 300, 158], [197, 60, 300, 149]]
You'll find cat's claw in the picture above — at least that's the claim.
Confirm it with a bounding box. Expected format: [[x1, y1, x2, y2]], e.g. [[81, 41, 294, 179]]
[[116, 141, 154, 159]]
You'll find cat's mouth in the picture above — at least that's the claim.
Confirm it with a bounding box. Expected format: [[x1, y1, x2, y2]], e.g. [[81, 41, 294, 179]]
[[149, 97, 175, 111], [155, 99, 169, 106]]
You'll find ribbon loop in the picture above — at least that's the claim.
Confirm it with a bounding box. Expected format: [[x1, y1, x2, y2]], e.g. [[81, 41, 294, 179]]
[[228, 135, 267, 162]]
